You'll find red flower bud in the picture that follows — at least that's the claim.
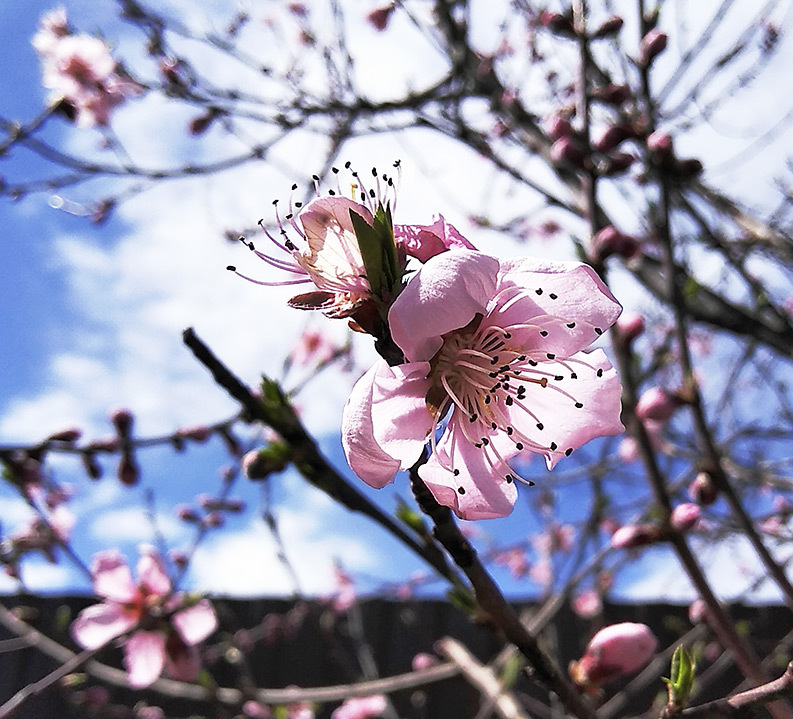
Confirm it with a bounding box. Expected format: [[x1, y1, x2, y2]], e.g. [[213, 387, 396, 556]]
[[592, 225, 639, 260], [615, 311, 645, 342], [689, 472, 718, 505], [599, 151, 635, 176], [110, 408, 134, 438], [591, 16, 624, 39], [636, 386, 680, 422], [593, 124, 633, 153], [671, 503, 701, 532], [366, 4, 395, 31], [571, 623, 657, 686], [550, 136, 585, 168], [545, 114, 573, 141], [117, 452, 139, 486], [592, 83, 632, 105]]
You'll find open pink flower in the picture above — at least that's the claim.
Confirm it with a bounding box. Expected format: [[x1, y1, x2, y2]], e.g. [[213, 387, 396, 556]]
[[71, 546, 217, 688], [342, 250, 623, 519]]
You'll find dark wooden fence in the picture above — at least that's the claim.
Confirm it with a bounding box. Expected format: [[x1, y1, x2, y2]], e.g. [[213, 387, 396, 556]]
[[1, 596, 790, 719]]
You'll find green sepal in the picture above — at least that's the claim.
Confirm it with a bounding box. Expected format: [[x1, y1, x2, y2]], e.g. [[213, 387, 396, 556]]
[[349, 202, 400, 305], [663, 645, 696, 708], [499, 653, 526, 689], [244, 442, 291, 480], [446, 586, 478, 615]]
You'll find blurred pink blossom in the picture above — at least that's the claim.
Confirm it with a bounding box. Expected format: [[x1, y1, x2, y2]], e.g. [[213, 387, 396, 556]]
[[412, 652, 438, 670], [290, 327, 338, 367], [71, 546, 217, 688], [332, 695, 387, 719], [636, 386, 679, 422], [572, 590, 602, 619], [670, 503, 701, 532]]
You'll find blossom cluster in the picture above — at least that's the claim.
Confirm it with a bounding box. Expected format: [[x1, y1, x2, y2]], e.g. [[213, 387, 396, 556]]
[[33, 7, 139, 127], [240, 179, 624, 520]]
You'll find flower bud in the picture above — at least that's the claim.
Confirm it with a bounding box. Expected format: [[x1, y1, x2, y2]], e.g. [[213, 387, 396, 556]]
[[110, 408, 134, 438], [545, 115, 573, 141], [47, 427, 82, 443], [117, 453, 139, 486], [412, 653, 438, 671], [593, 124, 633, 153], [176, 504, 200, 523], [674, 158, 704, 179], [539, 10, 575, 37], [670, 503, 701, 532], [636, 386, 680, 422], [572, 590, 602, 619], [242, 445, 290, 480], [570, 623, 657, 686], [647, 130, 674, 159], [366, 5, 395, 31], [615, 311, 645, 342], [688, 598, 709, 624], [611, 523, 659, 548], [592, 225, 639, 260], [82, 451, 102, 480], [550, 137, 585, 168], [599, 151, 635, 176], [639, 29, 668, 66], [591, 16, 624, 39], [592, 83, 632, 106], [177, 425, 212, 442]]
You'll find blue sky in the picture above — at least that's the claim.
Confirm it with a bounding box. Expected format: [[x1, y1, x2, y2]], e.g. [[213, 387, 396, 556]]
[[1, 0, 792, 604]]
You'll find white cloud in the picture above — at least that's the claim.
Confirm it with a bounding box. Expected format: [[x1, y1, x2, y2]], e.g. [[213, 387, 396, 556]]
[[89, 506, 189, 544]]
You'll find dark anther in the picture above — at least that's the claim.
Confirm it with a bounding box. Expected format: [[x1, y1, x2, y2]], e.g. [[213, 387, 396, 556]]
[[554, 375, 564, 381], [537, 422, 544, 430], [550, 442, 558, 450], [549, 293, 558, 300], [536, 288, 543, 295], [571, 373, 578, 379], [546, 353, 556, 360], [575, 402, 583, 408], [540, 330, 549, 337], [565, 448, 573, 456], [595, 327, 603, 335], [453, 469, 460, 476], [516, 442, 524, 450], [226, 265, 236, 271], [505, 396, 514, 406], [567, 322, 576, 328], [597, 368, 603, 377], [457, 487, 466, 495]]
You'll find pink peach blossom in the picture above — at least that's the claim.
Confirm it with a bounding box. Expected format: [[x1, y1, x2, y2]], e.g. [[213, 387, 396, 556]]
[[572, 590, 602, 619], [394, 216, 475, 263], [342, 250, 623, 519], [332, 695, 388, 719], [71, 546, 217, 688], [636, 386, 679, 422], [570, 622, 657, 686]]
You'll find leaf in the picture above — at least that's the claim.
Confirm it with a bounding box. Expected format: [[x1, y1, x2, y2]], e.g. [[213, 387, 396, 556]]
[[663, 645, 696, 707], [446, 586, 478, 615], [350, 209, 384, 298], [396, 499, 427, 534]]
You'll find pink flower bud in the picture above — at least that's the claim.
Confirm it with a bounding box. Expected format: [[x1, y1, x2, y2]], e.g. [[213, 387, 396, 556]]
[[636, 386, 680, 422], [545, 115, 573, 141], [550, 137, 585, 168], [599, 151, 635, 176], [615, 311, 645, 342], [688, 472, 718, 505], [670, 503, 700, 531], [571, 623, 657, 686], [117, 452, 139, 486], [647, 131, 674, 159], [639, 29, 667, 66], [611, 523, 658, 548], [412, 652, 438, 671], [176, 504, 200, 523], [688, 598, 710, 624], [572, 590, 602, 619], [110, 408, 134, 437], [177, 425, 212, 442], [331, 695, 388, 719], [593, 124, 632, 153], [243, 700, 272, 719], [592, 225, 639, 260]]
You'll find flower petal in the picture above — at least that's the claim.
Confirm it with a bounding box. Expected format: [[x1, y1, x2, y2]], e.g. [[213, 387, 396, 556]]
[[491, 257, 621, 356], [394, 215, 475, 263], [137, 545, 171, 597], [172, 599, 218, 646], [91, 550, 137, 603], [341, 363, 402, 488], [369, 360, 434, 468], [419, 421, 518, 520], [389, 250, 499, 361], [124, 631, 166, 688], [71, 602, 137, 649], [502, 348, 623, 468]]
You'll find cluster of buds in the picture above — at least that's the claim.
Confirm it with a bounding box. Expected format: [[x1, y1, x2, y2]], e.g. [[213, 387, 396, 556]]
[[539, 10, 624, 41], [611, 503, 701, 549], [176, 493, 245, 529], [645, 131, 703, 180]]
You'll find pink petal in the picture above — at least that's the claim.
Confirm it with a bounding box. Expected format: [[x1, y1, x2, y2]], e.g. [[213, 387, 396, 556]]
[[172, 599, 218, 646], [300, 196, 372, 241], [124, 631, 166, 688], [394, 215, 475, 263], [502, 349, 623, 468], [389, 250, 499, 361], [419, 422, 518, 520], [137, 545, 172, 597], [341, 363, 402, 488], [71, 602, 137, 649], [491, 257, 621, 356], [91, 550, 138, 603], [369, 360, 434, 468]]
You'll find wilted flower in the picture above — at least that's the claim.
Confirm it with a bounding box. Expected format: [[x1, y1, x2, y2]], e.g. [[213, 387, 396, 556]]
[[71, 546, 217, 688], [570, 622, 657, 687], [342, 250, 623, 519]]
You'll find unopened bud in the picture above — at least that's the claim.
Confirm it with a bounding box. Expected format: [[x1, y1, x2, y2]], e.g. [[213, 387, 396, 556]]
[[204, 511, 224, 528], [647, 130, 674, 159], [366, 4, 395, 31], [570, 623, 657, 686], [674, 158, 704, 179], [670, 503, 701, 532], [636, 386, 680, 422], [611, 523, 659, 548], [82, 451, 102, 480], [177, 425, 212, 442], [593, 124, 633, 153], [591, 16, 624, 39], [639, 29, 667, 66], [539, 10, 575, 37], [117, 453, 139, 486], [599, 151, 635, 176], [176, 504, 200, 523], [545, 115, 573, 141], [615, 311, 645, 343], [550, 137, 586, 168], [592, 225, 639, 260], [110, 408, 134, 438], [47, 427, 82, 444], [242, 445, 290, 480], [689, 472, 718, 505], [592, 83, 632, 105]]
